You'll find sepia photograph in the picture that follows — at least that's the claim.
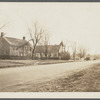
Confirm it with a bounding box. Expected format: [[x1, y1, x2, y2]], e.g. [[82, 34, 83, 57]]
[[0, 2, 100, 94]]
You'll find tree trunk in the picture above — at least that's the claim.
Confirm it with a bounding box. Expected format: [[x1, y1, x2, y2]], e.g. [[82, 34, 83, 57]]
[[32, 49, 35, 60], [32, 44, 37, 60], [73, 52, 75, 61]]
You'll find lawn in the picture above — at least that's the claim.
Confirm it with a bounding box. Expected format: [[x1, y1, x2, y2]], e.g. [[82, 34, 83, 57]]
[[0, 59, 69, 68]]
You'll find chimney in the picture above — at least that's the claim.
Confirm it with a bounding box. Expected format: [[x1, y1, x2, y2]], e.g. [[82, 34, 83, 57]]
[[1, 32, 4, 37], [23, 36, 25, 40]]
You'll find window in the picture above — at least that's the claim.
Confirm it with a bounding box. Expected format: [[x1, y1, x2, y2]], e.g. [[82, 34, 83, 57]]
[[19, 52, 22, 56]]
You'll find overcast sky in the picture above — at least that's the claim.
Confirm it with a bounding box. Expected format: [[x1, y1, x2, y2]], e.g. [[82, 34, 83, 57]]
[[0, 3, 100, 54]]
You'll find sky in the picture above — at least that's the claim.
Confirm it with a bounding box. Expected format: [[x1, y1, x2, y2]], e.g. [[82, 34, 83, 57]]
[[0, 3, 100, 54]]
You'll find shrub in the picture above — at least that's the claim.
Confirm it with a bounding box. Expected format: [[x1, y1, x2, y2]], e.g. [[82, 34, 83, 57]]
[[93, 58, 96, 60], [84, 57, 90, 61], [60, 52, 71, 60]]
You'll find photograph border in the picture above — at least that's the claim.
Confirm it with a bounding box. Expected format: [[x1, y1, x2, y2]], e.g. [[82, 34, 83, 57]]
[[0, 1, 100, 99]]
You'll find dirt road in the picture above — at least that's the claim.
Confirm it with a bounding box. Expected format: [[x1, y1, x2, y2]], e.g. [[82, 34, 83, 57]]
[[0, 60, 100, 92]]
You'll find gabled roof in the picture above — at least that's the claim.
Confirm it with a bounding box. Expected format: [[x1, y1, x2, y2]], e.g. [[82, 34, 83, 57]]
[[48, 45, 60, 53], [35, 44, 61, 54], [34, 45, 45, 53], [3, 37, 32, 47]]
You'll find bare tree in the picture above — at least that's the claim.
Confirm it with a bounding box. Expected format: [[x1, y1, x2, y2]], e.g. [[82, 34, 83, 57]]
[[28, 22, 44, 59], [63, 40, 68, 52], [38, 31, 50, 59], [77, 45, 87, 59], [70, 41, 76, 60], [0, 24, 8, 30], [42, 32, 50, 58], [0, 23, 9, 35]]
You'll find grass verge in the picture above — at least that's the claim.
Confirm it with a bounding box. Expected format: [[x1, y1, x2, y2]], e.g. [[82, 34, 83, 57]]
[[28, 63, 100, 92], [0, 60, 70, 68]]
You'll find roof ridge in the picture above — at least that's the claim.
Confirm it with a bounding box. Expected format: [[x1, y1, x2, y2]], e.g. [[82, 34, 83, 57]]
[[3, 36, 30, 46], [6, 37, 27, 41]]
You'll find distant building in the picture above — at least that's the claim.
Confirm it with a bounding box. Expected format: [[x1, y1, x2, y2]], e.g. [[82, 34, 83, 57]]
[[34, 41, 65, 59], [0, 32, 32, 59]]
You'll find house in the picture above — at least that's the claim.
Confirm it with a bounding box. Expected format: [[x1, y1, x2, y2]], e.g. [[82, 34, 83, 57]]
[[0, 32, 32, 59], [34, 41, 65, 59]]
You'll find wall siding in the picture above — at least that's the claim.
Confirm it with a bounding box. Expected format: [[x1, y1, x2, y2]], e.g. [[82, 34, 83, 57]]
[[0, 37, 32, 59], [0, 37, 10, 55]]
